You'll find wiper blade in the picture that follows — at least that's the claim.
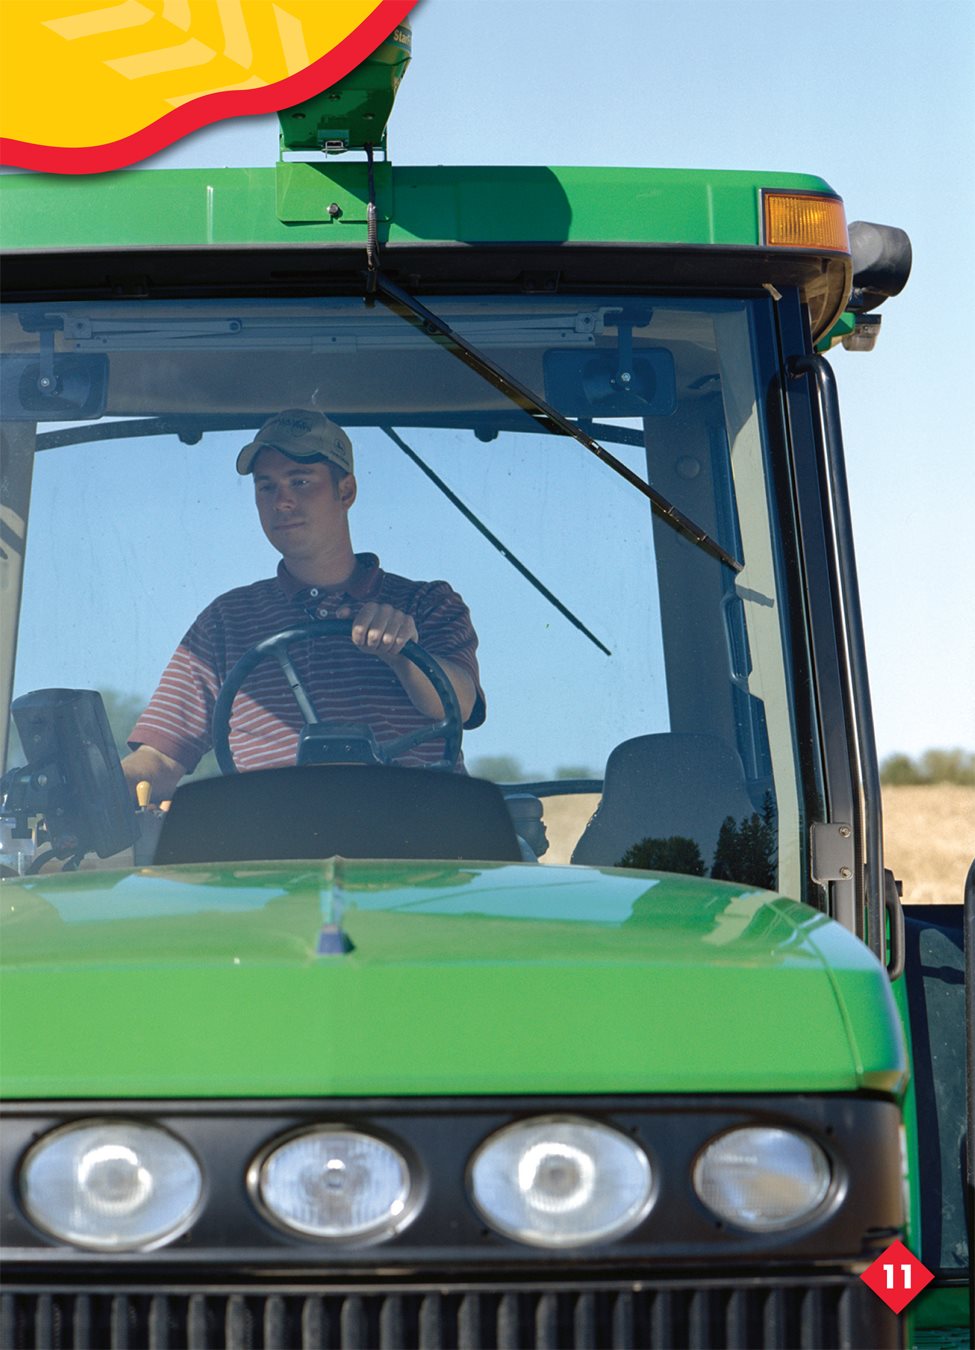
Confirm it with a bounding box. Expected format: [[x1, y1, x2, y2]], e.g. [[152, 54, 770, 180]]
[[382, 426, 611, 657], [373, 272, 743, 573], [34, 415, 255, 452], [33, 413, 647, 451]]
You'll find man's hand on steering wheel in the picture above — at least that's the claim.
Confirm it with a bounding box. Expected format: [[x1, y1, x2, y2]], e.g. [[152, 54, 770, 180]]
[[339, 602, 475, 723], [336, 602, 418, 663]]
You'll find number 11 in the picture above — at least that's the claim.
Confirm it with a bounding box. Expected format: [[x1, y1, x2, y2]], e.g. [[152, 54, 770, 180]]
[[883, 1263, 912, 1289]]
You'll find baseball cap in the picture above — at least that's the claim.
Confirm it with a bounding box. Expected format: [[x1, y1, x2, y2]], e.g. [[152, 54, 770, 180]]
[[236, 409, 354, 476]]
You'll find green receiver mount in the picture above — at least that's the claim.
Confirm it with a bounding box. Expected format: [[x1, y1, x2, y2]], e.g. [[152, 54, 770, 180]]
[[277, 23, 411, 158]]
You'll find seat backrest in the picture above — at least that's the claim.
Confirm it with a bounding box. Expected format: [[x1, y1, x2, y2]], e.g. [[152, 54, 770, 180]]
[[570, 733, 757, 870], [155, 764, 522, 865]]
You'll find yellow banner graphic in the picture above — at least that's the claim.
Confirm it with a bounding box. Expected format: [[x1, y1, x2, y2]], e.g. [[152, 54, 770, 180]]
[[0, 0, 415, 172]]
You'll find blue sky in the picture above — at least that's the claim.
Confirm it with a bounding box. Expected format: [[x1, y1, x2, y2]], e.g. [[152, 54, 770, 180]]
[[9, 0, 970, 761], [141, 0, 975, 759]]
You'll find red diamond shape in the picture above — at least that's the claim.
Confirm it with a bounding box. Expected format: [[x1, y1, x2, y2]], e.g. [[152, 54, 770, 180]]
[[860, 1238, 934, 1313]]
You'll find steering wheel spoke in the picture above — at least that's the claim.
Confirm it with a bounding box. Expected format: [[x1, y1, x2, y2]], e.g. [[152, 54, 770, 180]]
[[272, 646, 320, 725], [382, 717, 451, 760], [212, 621, 463, 774]]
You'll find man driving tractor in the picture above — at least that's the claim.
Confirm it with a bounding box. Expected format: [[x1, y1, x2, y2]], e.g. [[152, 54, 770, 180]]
[[121, 410, 485, 800]]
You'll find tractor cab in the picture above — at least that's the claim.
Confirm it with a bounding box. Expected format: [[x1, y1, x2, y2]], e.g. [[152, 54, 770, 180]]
[[0, 27, 967, 1350], [3, 285, 824, 894]]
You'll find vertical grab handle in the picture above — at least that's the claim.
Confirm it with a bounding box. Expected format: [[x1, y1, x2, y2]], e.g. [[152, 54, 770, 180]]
[[965, 855, 975, 1329], [720, 592, 752, 691], [789, 354, 885, 962], [883, 867, 905, 980]]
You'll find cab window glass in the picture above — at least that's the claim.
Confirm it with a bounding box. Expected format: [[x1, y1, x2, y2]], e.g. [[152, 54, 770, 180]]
[[2, 295, 802, 891]]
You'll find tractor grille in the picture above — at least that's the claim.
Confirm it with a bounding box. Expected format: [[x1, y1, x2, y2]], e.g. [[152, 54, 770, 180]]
[[0, 1277, 898, 1349]]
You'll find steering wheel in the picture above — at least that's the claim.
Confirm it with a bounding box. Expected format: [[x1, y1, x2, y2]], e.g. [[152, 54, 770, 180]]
[[212, 619, 462, 775]]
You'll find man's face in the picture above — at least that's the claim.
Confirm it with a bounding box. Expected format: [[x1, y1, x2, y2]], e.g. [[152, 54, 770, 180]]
[[252, 447, 354, 561]]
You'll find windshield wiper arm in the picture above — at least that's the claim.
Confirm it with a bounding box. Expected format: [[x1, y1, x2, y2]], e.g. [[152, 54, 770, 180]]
[[372, 272, 743, 573], [381, 426, 611, 656]]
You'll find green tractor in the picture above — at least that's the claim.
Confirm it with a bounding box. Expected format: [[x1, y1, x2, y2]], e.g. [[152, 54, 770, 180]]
[[0, 27, 968, 1350]]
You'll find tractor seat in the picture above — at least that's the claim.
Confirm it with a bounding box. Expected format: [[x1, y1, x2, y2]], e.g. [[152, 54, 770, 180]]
[[570, 733, 758, 871]]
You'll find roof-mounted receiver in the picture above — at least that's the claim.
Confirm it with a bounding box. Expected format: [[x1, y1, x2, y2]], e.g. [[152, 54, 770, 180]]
[[277, 23, 411, 158]]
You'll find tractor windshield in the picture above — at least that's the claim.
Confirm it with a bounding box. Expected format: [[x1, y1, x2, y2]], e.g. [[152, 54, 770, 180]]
[[1, 293, 814, 893]]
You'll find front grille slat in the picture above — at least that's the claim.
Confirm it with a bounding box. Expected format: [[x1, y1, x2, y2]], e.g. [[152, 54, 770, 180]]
[[299, 1295, 323, 1350], [456, 1291, 481, 1350], [224, 1294, 247, 1350], [649, 1284, 672, 1348], [69, 1293, 90, 1350], [263, 1294, 287, 1350], [1, 1278, 901, 1350], [417, 1291, 441, 1350], [0, 1298, 15, 1350], [800, 1285, 823, 1350], [833, 1286, 853, 1350], [688, 1287, 715, 1350], [186, 1293, 209, 1350], [572, 1291, 595, 1350], [724, 1287, 748, 1349], [33, 1295, 53, 1350], [338, 1293, 364, 1350], [380, 1292, 403, 1350], [763, 1283, 788, 1348], [534, 1291, 558, 1350], [115, 1293, 135, 1350], [146, 1294, 170, 1350], [496, 1291, 521, 1350]]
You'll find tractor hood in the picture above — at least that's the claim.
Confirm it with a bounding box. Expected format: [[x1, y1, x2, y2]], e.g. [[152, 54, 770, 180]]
[[0, 860, 906, 1099]]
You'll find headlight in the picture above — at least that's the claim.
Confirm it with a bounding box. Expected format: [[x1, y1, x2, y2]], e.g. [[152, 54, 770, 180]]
[[20, 1120, 202, 1251], [468, 1116, 653, 1248], [693, 1126, 831, 1231], [254, 1128, 414, 1242]]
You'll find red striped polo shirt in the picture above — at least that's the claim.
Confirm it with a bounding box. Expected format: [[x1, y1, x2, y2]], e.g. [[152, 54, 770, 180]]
[[128, 554, 485, 773]]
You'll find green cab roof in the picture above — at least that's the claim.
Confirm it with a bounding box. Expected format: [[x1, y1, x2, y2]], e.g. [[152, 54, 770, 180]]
[[0, 164, 852, 336], [1, 859, 906, 1100], [0, 163, 836, 249]]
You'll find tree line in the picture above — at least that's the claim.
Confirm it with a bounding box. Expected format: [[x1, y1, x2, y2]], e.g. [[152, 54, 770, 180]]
[[880, 748, 975, 787], [478, 749, 975, 789]]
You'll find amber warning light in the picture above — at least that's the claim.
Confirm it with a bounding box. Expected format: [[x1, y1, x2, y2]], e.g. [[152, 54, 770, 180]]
[[763, 192, 850, 252]]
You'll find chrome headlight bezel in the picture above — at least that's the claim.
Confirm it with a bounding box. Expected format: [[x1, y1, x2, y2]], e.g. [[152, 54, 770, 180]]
[[467, 1113, 656, 1249], [247, 1124, 422, 1246], [18, 1117, 204, 1252], [692, 1125, 834, 1232]]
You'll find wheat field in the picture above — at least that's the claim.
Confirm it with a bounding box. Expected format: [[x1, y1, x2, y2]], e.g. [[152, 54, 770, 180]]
[[540, 784, 974, 905], [880, 784, 974, 905]]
